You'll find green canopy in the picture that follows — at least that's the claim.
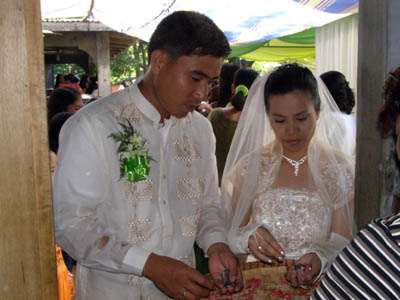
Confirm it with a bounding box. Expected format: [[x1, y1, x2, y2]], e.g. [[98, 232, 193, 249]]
[[230, 28, 316, 68]]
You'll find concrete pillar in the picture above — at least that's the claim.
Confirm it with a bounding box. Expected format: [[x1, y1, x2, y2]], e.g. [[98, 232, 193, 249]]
[[96, 32, 111, 97]]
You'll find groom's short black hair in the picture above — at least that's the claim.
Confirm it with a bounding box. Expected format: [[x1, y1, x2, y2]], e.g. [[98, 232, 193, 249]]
[[148, 10, 231, 63]]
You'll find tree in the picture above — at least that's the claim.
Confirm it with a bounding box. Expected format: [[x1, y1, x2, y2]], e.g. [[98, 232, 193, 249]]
[[110, 40, 149, 84]]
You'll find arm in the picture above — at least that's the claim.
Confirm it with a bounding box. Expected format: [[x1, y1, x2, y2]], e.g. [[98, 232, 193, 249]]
[[194, 121, 242, 293], [195, 122, 228, 253], [286, 192, 354, 287], [53, 113, 150, 275]]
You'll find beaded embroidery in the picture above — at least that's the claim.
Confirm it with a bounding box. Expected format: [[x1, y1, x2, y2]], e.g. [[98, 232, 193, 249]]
[[173, 138, 202, 161], [112, 102, 144, 124], [128, 219, 151, 244], [179, 210, 200, 237], [176, 177, 205, 201], [124, 179, 153, 203]]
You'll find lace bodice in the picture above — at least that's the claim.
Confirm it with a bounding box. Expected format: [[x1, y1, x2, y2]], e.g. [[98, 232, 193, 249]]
[[250, 187, 332, 259]]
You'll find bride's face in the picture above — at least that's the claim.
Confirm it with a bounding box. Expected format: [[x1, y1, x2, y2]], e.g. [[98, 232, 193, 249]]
[[268, 89, 319, 157]]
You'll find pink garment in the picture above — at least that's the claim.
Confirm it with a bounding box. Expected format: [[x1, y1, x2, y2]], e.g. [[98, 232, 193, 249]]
[[59, 83, 84, 94]]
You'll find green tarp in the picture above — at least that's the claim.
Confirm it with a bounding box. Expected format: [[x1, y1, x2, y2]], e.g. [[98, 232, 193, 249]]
[[230, 28, 316, 68]]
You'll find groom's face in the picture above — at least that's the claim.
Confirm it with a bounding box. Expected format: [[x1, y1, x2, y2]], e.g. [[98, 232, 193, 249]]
[[151, 51, 221, 119]]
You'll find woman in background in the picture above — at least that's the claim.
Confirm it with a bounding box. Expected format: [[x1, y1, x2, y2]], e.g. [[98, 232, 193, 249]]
[[320, 70, 356, 159], [209, 68, 259, 184], [49, 112, 75, 300], [47, 86, 83, 123]]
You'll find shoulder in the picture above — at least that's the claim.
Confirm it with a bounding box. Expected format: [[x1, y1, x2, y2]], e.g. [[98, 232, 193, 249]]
[[61, 89, 135, 140], [188, 110, 214, 139], [191, 110, 211, 126], [312, 140, 355, 206], [367, 213, 400, 244], [82, 88, 131, 117], [208, 108, 223, 121]]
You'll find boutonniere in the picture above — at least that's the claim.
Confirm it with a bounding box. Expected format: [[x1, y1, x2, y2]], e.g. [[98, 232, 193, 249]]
[[108, 119, 152, 182]]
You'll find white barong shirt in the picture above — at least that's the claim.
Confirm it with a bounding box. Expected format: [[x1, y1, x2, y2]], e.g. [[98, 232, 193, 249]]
[[53, 82, 227, 300]]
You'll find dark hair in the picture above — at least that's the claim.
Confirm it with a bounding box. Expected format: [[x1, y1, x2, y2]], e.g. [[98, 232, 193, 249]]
[[86, 76, 98, 94], [47, 86, 81, 121], [79, 74, 89, 91], [65, 73, 79, 83], [377, 66, 400, 136], [264, 63, 320, 113], [148, 11, 230, 63], [231, 68, 259, 111], [48, 112, 74, 154], [320, 71, 355, 114], [54, 74, 64, 88], [217, 63, 240, 107]]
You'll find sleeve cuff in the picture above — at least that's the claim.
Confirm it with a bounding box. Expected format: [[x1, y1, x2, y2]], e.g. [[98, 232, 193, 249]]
[[313, 251, 327, 283], [199, 232, 228, 257], [228, 224, 260, 255], [121, 247, 152, 275]]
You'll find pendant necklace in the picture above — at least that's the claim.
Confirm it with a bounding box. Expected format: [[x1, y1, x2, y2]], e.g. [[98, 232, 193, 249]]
[[281, 154, 307, 176]]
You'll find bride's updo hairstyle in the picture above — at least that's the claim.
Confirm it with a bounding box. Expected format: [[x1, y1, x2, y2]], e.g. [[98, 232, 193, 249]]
[[263, 63, 321, 113]]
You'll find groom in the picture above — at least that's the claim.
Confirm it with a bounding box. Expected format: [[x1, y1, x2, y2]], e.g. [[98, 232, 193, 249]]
[[53, 10, 242, 300]]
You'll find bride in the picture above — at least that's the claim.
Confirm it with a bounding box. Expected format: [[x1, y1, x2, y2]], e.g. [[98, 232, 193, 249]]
[[222, 63, 355, 288]]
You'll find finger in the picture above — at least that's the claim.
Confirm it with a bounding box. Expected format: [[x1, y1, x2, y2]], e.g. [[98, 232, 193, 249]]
[[297, 270, 307, 286], [249, 243, 273, 264], [285, 265, 295, 281], [304, 266, 318, 284], [189, 272, 214, 291], [233, 268, 243, 292], [209, 272, 228, 294], [289, 268, 300, 287], [185, 280, 212, 299], [257, 233, 284, 261], [181, 288, 201, 300]]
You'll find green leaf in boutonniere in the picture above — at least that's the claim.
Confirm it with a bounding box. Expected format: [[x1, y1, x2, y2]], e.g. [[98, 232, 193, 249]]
[[108, 119, 152, 182]]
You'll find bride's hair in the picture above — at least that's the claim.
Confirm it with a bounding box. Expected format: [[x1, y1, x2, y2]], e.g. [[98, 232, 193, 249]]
[[264, 63, 321, 112]]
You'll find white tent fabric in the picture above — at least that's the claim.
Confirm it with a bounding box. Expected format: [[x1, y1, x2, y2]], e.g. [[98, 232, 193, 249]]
[[316, 14, 358, 95], [41, 0, 356, 46]]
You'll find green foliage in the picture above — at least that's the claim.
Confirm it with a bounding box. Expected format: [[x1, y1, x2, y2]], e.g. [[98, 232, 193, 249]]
[[252, 61, 280, 74], [110, 47, 137, 85], [110, 40, 149, 85], [53, 64, 85, 77]]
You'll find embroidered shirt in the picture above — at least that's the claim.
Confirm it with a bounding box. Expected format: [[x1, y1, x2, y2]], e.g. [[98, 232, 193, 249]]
[[53, 82, 226, 300]]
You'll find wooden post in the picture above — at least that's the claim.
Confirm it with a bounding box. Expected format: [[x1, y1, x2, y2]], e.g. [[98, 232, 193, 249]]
[[0, 0, 58, 299], [96, 32, 111, 97], [355, 0, 400, 228]]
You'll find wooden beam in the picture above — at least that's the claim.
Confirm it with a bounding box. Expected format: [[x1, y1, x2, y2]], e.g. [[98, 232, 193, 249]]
[[0, 0, 58, 298]]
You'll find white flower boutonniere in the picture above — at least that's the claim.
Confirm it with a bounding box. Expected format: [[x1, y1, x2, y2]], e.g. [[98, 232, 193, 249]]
[[108, 119, 152, 182]]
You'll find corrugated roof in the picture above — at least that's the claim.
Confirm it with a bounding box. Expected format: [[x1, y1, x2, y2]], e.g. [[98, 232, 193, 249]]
[[42, 18, 99, 23]]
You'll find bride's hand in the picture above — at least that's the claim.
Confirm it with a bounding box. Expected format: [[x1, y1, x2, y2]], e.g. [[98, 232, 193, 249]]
[[248, 227, 285, 263], [285, 253, 321, 287]]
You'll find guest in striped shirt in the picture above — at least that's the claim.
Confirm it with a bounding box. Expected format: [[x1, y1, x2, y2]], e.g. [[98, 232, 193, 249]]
[[311, 66, 400, 300], [310, 213, 400, 300]]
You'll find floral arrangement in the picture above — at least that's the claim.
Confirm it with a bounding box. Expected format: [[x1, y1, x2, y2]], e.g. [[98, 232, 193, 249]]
[[108, 119, 151, 182]]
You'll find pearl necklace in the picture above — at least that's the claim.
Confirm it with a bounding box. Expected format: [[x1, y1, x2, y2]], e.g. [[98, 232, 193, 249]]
[[281, 154, 307, 176]]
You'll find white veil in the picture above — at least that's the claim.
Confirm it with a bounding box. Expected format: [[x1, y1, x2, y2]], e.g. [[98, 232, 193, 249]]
[[221, 65, 356, 268]]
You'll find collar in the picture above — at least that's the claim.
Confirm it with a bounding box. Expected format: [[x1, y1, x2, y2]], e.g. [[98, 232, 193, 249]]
[[128, 81, 192, 128]]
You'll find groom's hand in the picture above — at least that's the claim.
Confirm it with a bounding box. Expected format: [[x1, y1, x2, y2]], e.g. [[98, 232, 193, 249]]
[[142, 253, 214, 300], [208, 242, 243, 295]]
